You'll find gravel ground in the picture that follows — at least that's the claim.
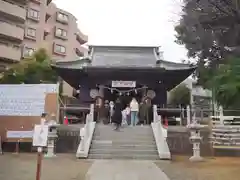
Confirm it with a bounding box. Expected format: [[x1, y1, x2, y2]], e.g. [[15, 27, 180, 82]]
[[1, 154, 239, 180], [155, 156, 240, 180], [0, 153, 92, 180]]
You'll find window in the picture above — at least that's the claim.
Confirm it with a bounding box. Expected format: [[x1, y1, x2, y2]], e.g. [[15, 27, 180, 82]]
[[28, 9, 40, 20], [57, 12, 68, 23], [55, 28, 67, 38], [54, 44, 66, 54], [27, 28, 36, 37], [24, 47, 34, 57]]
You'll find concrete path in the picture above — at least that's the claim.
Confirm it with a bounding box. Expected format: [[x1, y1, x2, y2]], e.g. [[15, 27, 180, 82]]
[[85, 160, 170, 180]]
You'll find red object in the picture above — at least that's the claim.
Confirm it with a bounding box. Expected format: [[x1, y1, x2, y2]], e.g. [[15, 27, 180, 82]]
[[164, 117, 168, 127], [64, 116, 69, 125]]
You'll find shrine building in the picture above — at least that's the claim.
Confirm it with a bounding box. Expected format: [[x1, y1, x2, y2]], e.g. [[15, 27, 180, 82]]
[[52, 45, 196, 108]]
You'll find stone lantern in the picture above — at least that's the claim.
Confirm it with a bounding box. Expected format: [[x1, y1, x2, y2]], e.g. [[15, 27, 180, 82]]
[[44, 114, 59, 158], [187, 112, 206, 162]]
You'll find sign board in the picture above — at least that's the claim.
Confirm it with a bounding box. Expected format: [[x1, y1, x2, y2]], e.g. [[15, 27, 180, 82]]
[[112, 81, 136, 88], [32, 125, 49, 147], [0, 84, 58, 116], [6, 131, 33, 139]]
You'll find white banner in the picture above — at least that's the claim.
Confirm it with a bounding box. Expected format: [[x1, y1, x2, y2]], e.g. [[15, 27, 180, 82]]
[[112, 81, 136, 88], [0, 84, 58, 116], [6, 131, 33, 138]]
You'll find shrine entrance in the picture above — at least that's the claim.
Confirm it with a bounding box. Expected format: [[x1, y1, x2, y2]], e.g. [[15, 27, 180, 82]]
[[102, 81, 147, 108]]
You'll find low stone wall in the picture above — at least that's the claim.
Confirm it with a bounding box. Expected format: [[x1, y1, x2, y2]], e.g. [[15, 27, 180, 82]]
[[2, 125, 81, 154], [2, 125, 240, 157], [56, 127, 81, 153], [167, 126, 212, 156]]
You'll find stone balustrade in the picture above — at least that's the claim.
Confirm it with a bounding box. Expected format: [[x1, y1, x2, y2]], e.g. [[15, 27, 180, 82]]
[[76, 104, 96, 158]]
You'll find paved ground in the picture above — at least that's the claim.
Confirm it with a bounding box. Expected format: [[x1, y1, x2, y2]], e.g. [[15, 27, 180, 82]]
[[86, 160, 169, 180], [0, 154, 92, 180], [1, 154, 240, 180], [156, 156, 240, 180]]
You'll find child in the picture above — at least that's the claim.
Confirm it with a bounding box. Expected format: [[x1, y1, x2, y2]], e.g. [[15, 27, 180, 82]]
[[121, 108, 128, 127], [126, 105, 131, 125]]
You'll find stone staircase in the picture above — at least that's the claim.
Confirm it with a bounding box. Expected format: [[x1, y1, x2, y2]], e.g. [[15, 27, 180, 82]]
[[88, 124, 159, 160]]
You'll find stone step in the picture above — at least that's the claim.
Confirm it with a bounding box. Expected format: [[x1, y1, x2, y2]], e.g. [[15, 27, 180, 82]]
[[92, 136, 155, 141], [94, 131, 154, 134], [90, 143, 157, 150], [94, 128, 153, 132], [89, 148, 158, 155], [91, 140, 156, 145], [94, 131, 154, 135], [88, 153, 160, 160], [94, 128, 153, 133], [95, 126, 153, 132], [96, 124, 152, 128]]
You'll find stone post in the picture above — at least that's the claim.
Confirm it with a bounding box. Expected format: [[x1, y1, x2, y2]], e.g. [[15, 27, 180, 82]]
[[90, 104, 94, 122], [79, 127, 85, 151], [219, 106, 224, 125], [187, 105, 191, 125], [153, 105, 158, 122]]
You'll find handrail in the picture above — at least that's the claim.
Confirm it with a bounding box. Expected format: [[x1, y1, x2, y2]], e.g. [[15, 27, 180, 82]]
[[76, 104, 96, 158], [151, 105, 171, 159]]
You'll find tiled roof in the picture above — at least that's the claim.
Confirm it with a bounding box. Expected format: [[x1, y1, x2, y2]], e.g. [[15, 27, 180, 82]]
[[91, 46, 157, 67]]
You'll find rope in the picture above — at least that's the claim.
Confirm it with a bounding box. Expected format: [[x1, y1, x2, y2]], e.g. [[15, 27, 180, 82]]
[[98, 85, 148, 95]]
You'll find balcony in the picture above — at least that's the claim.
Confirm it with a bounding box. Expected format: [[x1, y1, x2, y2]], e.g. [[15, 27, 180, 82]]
[[0, 1, 26, 23], [0, 21, 24, 42], [75, 45, 88, 57], [76, 30, 88, 44], [0, 43, 21, 62]]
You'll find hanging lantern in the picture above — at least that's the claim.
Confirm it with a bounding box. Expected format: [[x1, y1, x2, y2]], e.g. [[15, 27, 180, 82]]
[[119, 92, 122, 96], [90, 89, 99, 98], [127, 92, 130, 96]]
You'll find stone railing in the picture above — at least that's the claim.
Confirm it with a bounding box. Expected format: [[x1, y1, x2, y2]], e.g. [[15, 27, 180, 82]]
[[151, 105, 171, 159], [76, 104, 96, 158]]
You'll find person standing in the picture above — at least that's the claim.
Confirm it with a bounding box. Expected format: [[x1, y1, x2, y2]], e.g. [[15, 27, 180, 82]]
[[125, 105, 131, 125], [103, 100, 110, 124], [112, 98, 123, 131], [63, 116, 69, 125], [121, 108, 128, 127], [139, 102, 146, 125], [109, 101, 114, 124], [130, 98, 139, 126]]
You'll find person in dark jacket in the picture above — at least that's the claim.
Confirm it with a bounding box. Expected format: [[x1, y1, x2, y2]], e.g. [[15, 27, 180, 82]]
[[112, 98, 123, 130]]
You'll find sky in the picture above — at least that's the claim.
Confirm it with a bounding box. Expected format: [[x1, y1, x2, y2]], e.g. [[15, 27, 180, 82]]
[[53, 0, 187, 62]]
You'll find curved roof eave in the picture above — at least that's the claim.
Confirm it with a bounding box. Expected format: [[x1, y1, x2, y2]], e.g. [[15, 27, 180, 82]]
[[52, 57, 197, 71]]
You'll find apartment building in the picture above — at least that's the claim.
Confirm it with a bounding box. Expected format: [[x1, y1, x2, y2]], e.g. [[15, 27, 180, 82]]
[[0, 0, 88, 95]]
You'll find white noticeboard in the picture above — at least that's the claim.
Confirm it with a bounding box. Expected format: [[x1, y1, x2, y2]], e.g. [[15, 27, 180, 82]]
[[112, 81, 136, 88], [0, 84, 58, 116], [32, 125, 49, 147], [6, 131, 33, 139]]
